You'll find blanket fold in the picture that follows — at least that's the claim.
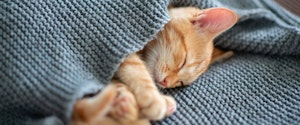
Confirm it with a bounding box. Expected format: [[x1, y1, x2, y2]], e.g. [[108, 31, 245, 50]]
[[1, 0, 299, 125]]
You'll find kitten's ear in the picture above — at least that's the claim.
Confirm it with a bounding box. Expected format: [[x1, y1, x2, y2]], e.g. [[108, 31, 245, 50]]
[[192, 8, 238, 36]]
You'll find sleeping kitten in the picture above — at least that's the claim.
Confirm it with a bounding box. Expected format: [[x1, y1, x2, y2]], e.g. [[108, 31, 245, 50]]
[[72, 7, 238, 124]]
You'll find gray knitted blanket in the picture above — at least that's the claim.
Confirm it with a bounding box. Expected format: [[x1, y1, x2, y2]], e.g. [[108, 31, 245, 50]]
[[1, 0, 299, 125]]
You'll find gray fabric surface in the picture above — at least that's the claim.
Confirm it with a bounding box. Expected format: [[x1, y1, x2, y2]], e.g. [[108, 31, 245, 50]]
[[0, 0, 299, 125]]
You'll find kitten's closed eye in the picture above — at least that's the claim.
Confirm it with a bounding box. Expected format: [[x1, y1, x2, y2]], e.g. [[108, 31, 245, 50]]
[[179, 81, 184, 87]]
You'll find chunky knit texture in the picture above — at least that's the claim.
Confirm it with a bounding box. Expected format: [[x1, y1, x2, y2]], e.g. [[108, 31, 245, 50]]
[[0, 0, 299, 125]]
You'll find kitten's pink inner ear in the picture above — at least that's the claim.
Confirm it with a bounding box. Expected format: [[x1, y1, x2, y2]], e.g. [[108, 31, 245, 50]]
[[192, 8, 238, 34]]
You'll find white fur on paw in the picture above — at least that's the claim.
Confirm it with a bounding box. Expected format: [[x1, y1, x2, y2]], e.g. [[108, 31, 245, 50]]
[[142, 94, 166, 120], [163, 95, 177, 117], [135, 90, 176, 120]]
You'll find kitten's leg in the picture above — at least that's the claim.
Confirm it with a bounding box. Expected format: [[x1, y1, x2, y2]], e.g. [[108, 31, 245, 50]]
[[72, 82, 145, 125], [116, 53, 176, 120], [72, 84, 117, 125], [211, 48, 234, 64]]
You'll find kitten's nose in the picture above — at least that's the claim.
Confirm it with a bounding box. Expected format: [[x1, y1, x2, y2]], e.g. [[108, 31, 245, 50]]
[[159, 78, 168, 87]]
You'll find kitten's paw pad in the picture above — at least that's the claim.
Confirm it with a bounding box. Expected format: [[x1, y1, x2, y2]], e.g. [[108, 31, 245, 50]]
[[109, 84, 138, 121], [110, 95, 128, 117]]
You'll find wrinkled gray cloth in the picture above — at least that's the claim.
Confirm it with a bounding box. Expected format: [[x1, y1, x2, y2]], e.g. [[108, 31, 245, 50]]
[[1, 0, 299, 125]]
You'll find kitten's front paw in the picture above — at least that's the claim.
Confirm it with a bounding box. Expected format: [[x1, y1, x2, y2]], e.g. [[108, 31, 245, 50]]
[[135, 88, 176, 120], [163, 95, 177, 117]]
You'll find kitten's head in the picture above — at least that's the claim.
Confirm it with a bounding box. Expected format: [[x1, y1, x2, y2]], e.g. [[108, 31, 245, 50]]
[[143, 7, 238, 88]]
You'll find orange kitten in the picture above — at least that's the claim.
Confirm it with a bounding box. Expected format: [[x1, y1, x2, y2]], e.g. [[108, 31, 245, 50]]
[[72, 7, 238, 124]]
